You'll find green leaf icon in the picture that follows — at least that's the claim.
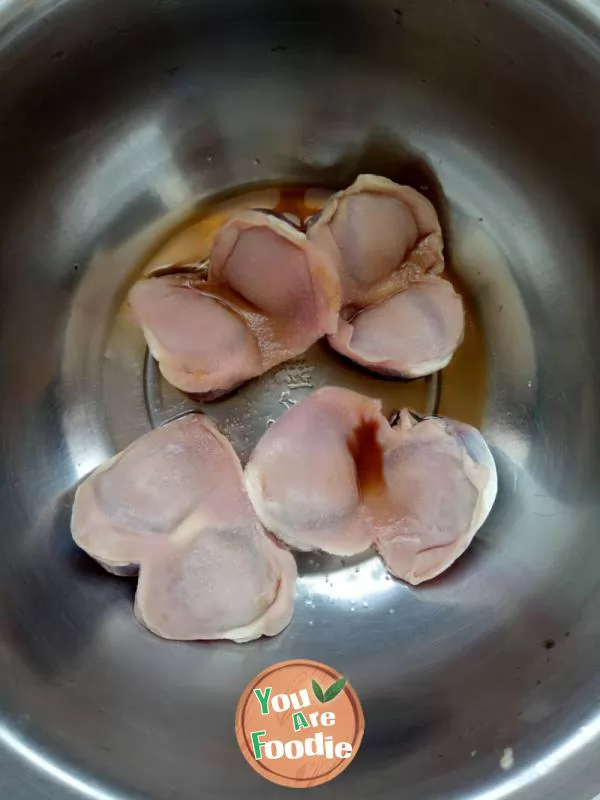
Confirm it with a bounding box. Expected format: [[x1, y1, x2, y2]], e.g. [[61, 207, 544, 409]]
[[323, 677, 347, 703], [312, 679, 325, 703], [312, 676, 347, 704]]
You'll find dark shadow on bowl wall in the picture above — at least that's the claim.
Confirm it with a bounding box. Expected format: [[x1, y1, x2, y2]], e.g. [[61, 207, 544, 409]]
[[0, 487, 136, 680]]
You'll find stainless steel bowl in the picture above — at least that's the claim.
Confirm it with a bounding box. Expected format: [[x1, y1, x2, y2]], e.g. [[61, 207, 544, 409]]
[[2, 0, 600, 798]]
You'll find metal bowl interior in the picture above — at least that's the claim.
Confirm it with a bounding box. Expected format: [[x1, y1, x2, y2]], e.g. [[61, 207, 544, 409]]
[[1, 1, 600, 798]]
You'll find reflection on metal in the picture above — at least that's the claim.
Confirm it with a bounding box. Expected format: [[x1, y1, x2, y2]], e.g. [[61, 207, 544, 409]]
[[467, 714, 600, 800], [0, 725, 125, 800]]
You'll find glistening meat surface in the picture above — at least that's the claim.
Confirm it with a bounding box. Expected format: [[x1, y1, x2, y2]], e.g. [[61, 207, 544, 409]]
[[307, 174, 444, 308], [308, 175, 465, 378], [245, 388, 496, 584], [71, 413, 296, 641], [328, 277, 465, 378], [129, 210, 340, 399]]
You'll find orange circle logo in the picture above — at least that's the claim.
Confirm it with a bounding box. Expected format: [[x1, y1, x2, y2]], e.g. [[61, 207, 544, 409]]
[[235, 659, 364, 788]]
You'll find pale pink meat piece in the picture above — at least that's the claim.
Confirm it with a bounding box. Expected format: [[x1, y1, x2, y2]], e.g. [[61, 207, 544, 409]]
[[209, 211, 340, 338], [328, 277, 465, 378], [71, 414, 296, 641], [129, 210, 340, 399], [136, 515, 296, 642], [245, 387, 382, 556], [308, 174, 464, 378], [307, 174, 444, 308], [372, 410, 496, 585], [129, 277, 262, 398], [245, 388, 496, 583]]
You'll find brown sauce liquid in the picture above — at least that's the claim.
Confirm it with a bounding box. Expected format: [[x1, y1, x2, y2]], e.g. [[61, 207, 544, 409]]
[[273, 186, 326, 223], [436, 268, 487, 427], [348, 419, 385, 498]]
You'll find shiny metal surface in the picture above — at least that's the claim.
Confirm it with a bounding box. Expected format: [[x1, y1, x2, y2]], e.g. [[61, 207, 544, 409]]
[[1, 0, 600, 798]]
